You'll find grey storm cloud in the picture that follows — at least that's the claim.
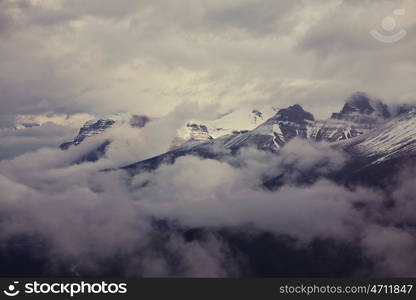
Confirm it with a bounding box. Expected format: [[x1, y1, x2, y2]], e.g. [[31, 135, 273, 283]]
[[0, 0, 415, 123], [0, 122, 75, 160], [1, 131, 416, 276]]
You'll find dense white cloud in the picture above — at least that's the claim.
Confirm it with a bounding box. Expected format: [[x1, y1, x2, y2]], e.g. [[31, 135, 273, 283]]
[[1, 135, 416, 276], [0, 122, 75, 159]]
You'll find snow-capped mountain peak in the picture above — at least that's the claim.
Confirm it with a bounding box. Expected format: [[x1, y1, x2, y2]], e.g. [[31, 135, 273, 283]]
[[268, 104, 315, 124], [59, 114, 150, 150], [60, 119, 116, 150], [170, 122, 214, 149]]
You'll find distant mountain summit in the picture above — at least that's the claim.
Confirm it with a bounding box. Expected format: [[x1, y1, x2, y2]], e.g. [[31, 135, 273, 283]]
[[60, 92, 416, 182], [271, 104, 315, 123], [170, 123, 214, 149], [59, 119, 115, 150], [59, 114, 151, 151], [121, 94, 416, 184], [59, 114, 150, 163], [331, 92, 391, 124]]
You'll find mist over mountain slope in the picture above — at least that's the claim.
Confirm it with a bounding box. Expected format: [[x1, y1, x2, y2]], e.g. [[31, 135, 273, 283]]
[[119, 93, 416, 177], [62, 92, 412, 167], [2, 93, 416, 278]]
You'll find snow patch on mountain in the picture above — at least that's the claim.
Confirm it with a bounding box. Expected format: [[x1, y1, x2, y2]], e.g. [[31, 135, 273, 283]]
[[59, 113, 150, 150], [341, 108, 416, 165]]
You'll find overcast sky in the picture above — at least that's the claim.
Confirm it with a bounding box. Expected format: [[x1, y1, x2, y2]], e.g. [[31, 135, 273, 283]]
[[1, 0, 415, 125], [2, 0, 416, 277]]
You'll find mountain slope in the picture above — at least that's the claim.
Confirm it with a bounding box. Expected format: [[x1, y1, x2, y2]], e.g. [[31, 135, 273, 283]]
[[121, 101, 416, 190], [120, 102, 373, 172], [63, 93, 401, 159], [331, 92, 391, 124], [340, 108, 416, 164], [59, 119, 116, 150]]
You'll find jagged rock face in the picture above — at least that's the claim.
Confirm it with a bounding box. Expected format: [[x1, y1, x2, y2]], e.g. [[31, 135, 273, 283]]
[[78, 120, 115, 136], [123, 104, 416, 189], [245, 102, 372, 150], [307, 121, 366, 143], [326, 107, 416, 187], [168, 96, 416, 156], [60, 93, 416, 176], [340, 108, 416, 165], [186, 123, 213, 141], [180, 102, 374, 153], [207, 99, 384, 152], [331, 92, 390, 124], [305, 93, 396, 143], [270, 104, 314, 124], [60, 119, 115, 150], [60, 114, 151, 150], [266, 104, 315, 145], [341, 95, 376, 115], [170, 123, 213, 150], [209, 104, 315, 151], [174, 107, 277, 145], [59, 115, 152, 163]]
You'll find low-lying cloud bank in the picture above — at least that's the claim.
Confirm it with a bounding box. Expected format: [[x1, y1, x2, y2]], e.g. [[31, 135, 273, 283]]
[[0, 135, 416, 277]]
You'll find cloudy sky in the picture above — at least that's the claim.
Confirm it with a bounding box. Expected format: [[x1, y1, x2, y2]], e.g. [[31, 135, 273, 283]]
[[2, 0, 416, 277], [1, 0, 415, 128]]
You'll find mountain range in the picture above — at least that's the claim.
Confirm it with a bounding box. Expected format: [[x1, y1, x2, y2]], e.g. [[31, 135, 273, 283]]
[[60, 92, 416, 188], [4, 92, 416, 278]]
